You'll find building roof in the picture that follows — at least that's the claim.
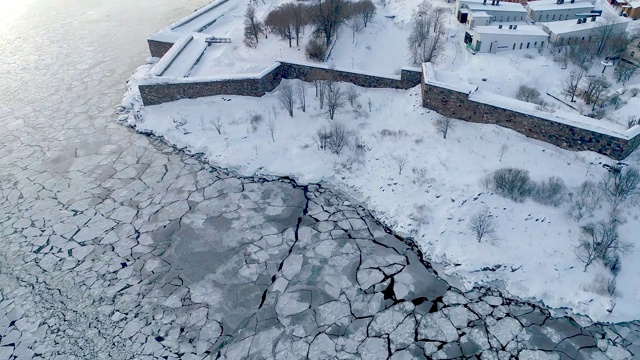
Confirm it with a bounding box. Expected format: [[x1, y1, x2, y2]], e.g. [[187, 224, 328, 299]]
[[541, 16, 630, 34], [460, 0, 529, 12], [465, 3, 529, 13], [527, 1, 595, 11], [629, 0, 640, 8], [472, 24, 550, 35], [469, 11, 493, 18]]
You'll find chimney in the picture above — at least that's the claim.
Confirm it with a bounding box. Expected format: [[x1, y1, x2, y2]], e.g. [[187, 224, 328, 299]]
[[484, 0, 487, 4], [577, 18, 581, 23], [513, 24, 517, 29], [591, 15, 596, 21], [571, 0, 575, 3], [499, 24, 503, 28], [492, 0, 495, 5], [496, 0, 500, 5], [509, 24, 513, 29]]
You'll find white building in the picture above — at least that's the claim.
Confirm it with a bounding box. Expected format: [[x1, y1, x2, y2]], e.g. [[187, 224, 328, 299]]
[[467, 11, 493, 27], [464, 24, 550, 52], [457, 0, 528, 24], [541, 15, 630, 45], [527, 0, 596, 22]]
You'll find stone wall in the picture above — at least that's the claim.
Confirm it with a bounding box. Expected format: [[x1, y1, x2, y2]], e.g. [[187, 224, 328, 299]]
[[139, 62, 421, 106], [420, 73, 639, 160], [148, 40, 175, 58], [279, 62, 421, 89], [139, 65, 282, 106]]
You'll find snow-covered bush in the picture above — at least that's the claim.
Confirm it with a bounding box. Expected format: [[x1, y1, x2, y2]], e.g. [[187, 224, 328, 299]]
[[515, 85, 543, 105], [484, 168, 532, 203], [305, 39, 327, 61], [531, 176, 567, 207]]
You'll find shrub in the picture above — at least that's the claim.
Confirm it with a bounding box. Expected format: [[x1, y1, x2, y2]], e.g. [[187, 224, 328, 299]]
[[485, 168, 532, 202], [305, 39, 327, 61], [250, 113, 264, 132], [315, 122, 352, 154], [531, 176, 567, 206], [567, 180, 601, 221], [515, 85, 543, 105]]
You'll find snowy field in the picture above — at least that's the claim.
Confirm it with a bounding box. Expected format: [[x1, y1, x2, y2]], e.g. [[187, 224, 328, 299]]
[[127, 0, 640, 323]]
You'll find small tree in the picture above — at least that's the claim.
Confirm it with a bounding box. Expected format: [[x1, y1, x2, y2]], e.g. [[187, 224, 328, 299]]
[[346, 85, 359, 107], [265, 6, 294, 47], [211, 117, 223, 135], [408, 2, 447, 64], [244, 5, 264, 48], [267, 118, 276, 143], [345, 16, 364, 43], [316, 122, 351, 154], [583, 75, 611, 110], [316, 80, 327, 109], [515, 85, 543, 104], [326, 81, 345, 120], [469, 209, 496, 243], [278, 83, 295, 117], [434, 116, 454, 139], [562, 70, 584, 103], [296, 82, 307, 112], [498, 144, 508, 162], [391, 154, 408, 175]]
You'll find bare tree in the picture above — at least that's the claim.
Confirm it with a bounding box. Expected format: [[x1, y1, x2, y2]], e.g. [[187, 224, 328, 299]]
[[575, 220, 632, 272], [356, 0, 376, 27], [265, 6, 294, 47], [567, 42, 597, 70], [469, 209, 496, 243], [244, 5, 264, 48], [278, 83, 295, 117], [600, 165, 640, 213], [593, 15, 623, 57], [296, 82, 307, 112], [562, 70, 584, 103], [316, 80, 327, 109], [391, 154, 408, 175], [583, 75, 611, 110], [408, 2, 447, 64], [435, 116, 454, 139], [614, 63, 637, 85], [568, 180, 601, 221], [325, 81, 345, 120], [346, 85, 359, 107], [267, 118, 276, 143], [345, 16, 364, 43], [310, 0, 350, 46], [211, 117, 223, 135], [499, 144, 508, 162], [316, 122, 351, 154]]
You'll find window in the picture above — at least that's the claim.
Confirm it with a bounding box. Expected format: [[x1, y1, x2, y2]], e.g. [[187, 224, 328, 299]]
[[546, 14, 549, 20], [540, 15, 543, 21], [520, 43, 523, 49], [552, 15, 555, 20], [541, 41, 544, 47], [582, 37, 585, 41], [500, 16, 503, 21], [513, 43, 516, 49], [534, 41, 537, 47], [632, 51, 636, 57], [527, 42, 530, 48], [507, 16, 510, 21]]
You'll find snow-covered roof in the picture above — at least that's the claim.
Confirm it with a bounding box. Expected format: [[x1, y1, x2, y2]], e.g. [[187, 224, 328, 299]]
[[470, 11, 493, 18], [472, 24, 550, 36], [629, 0, 640, 8], [465, 3, 529, 13], [542, 16, 630, 34], [527, 1, 595, 11]]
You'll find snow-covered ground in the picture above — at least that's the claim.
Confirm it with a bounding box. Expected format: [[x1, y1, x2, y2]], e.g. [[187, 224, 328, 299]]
[[127, 0, 640, 323], [123, 74, 640, 322]]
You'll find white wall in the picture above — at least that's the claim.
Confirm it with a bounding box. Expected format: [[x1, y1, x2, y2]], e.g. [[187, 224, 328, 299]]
[[528, 5, 595, 22], [546, 19, 629, 44], [472, 32, 549, 52]]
